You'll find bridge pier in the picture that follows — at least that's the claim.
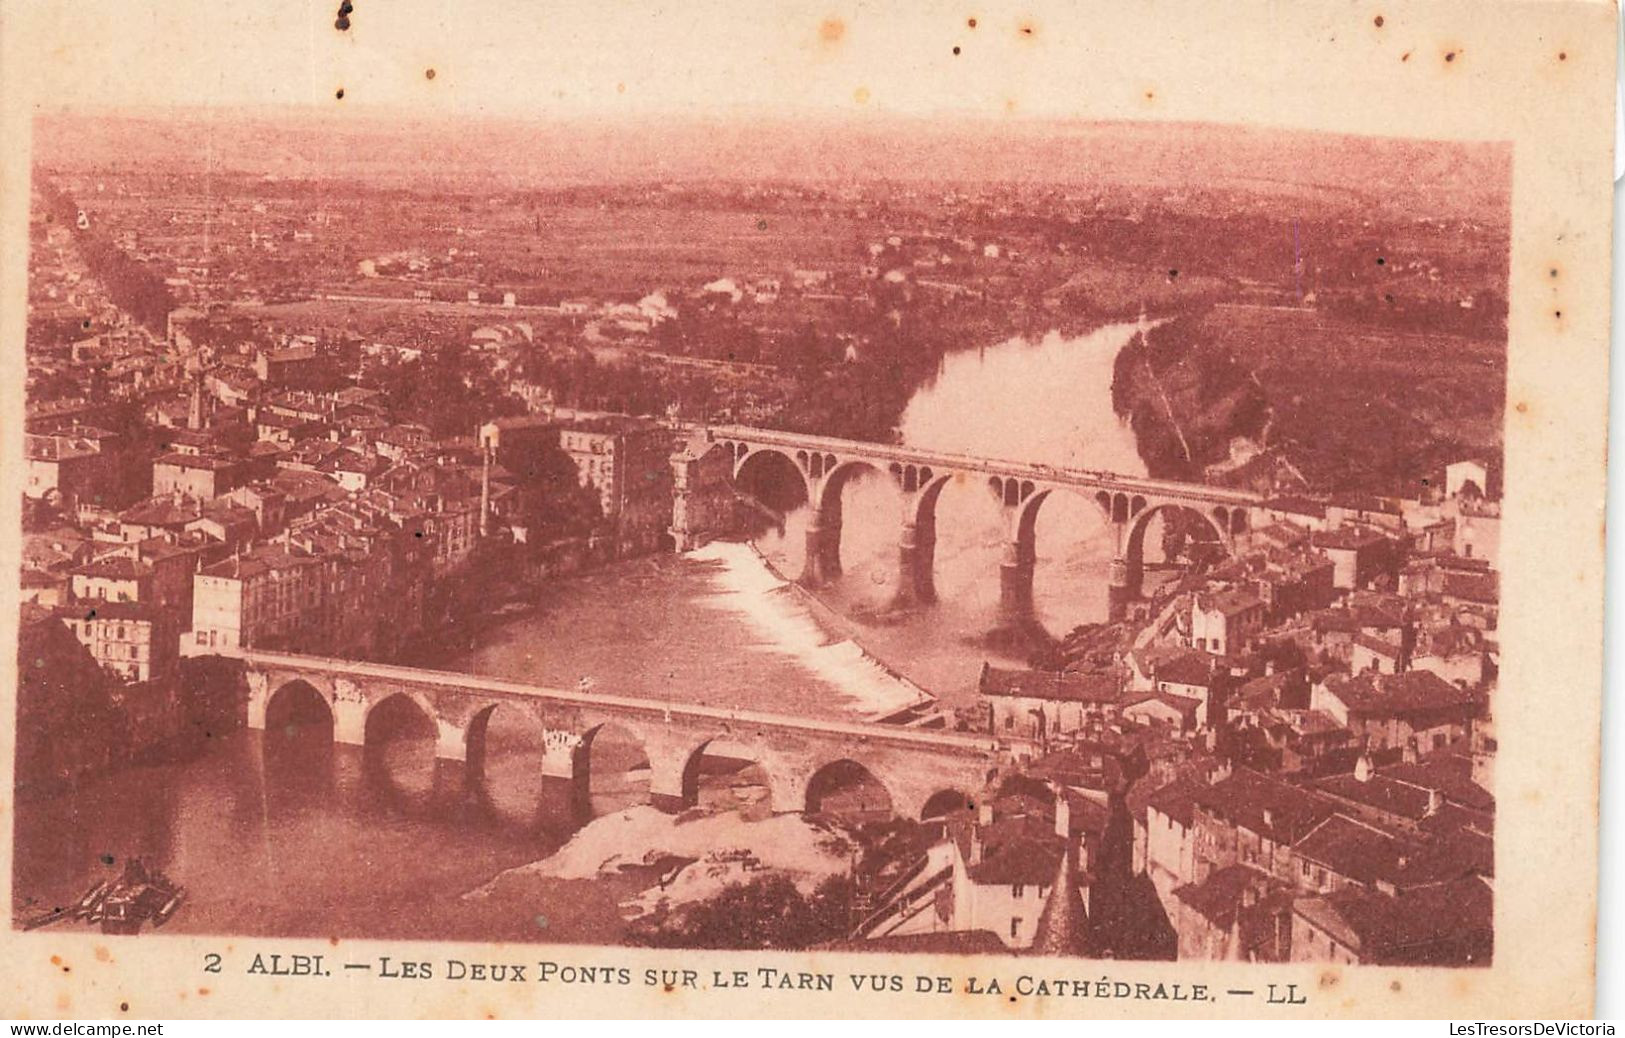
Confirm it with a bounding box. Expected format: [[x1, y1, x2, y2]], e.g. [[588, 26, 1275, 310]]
[[648, 772, 689, 814], [334, 701, 367, 747], [801, 520, 843, 587], [892, 521, 937, 608], [997, 541, 1037, 631], [430, 758, 476, 812], [1107, 554, 1142, 622]]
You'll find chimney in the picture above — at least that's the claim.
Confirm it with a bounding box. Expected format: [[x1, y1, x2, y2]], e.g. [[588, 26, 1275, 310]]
[[1425, 788, 1442, 817]]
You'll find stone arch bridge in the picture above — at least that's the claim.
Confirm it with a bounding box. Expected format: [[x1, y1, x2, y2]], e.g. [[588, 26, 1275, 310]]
[[689, 425, 1265, 622], [231, 648, 1014, 820]]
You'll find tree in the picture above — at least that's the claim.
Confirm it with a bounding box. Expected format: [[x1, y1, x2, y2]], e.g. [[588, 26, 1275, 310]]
[[15, 610, 126, 796], [510, 437, 603, 541], [629, 873, 855, 950]]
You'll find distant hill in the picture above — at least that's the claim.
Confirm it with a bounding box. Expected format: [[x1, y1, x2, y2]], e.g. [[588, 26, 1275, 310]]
[[33, 110, 1508, 223]]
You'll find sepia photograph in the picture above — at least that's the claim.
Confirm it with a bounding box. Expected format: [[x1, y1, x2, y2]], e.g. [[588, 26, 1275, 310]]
[[12, 110, 1510, 966], [0, 0, 1614, 1022]]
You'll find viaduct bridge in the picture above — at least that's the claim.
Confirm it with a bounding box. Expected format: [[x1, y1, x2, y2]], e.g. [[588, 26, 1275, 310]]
[[230, 648, 1014, 820], [680, 425, 1266, 622]]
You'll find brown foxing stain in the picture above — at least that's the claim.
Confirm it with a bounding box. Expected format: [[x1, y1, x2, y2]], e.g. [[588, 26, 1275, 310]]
[[94, 946, 111, 963], [1443, 49, 1459, 64], [819, 17, 846, 44], [425, 67, 437, 80], [1319, 968, 1341, 988], [56, 993, 70, 1013], [853, 86, 871, 104], [334, 0, 352, 31], [198, 987, 210, 997], [1401, 50, 1412, 62], [329, 936, 340, 946], [1373, 14, 1384, 27], [1005, 97, 1019, 114], [335, 88, 345, 101], [1515, 401, 1529, 415], [616, 82, 627, 94], [1017, 19, 1038, 38], [1390, 979, 1403, 992]]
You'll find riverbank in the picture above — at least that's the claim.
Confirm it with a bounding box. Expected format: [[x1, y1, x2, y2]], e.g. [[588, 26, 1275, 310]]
[[1109, 302, 1504, 494]]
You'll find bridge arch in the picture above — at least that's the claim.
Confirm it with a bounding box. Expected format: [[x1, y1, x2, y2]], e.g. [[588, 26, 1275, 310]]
[[814, 459, 887, 518], [264, 678, 335, 737], [802, 458, 893, 587], [1014, 487, 1118, 555], [995, 486, 1126, 634], [919, 787, 978, 822], [734, 447, 810, 515], [573, 722, 652, 818], [1122, 501, 1231, 599], [361, 691, 443, 802], [463, 701, 553, 817], [363, 689, 441, 741], [804, 758, 896, 822], [673, 736, 780, 816]]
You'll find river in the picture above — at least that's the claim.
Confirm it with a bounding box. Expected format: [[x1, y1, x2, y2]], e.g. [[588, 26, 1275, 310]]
[[13, 320, 1151, 942]]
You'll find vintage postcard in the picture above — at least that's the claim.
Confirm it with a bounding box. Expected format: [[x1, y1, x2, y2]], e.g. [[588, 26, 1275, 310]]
[[0, 0, 1613, 1021]]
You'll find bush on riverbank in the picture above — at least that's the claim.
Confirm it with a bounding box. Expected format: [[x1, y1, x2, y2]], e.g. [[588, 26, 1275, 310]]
[[626, 873, 855, 949]]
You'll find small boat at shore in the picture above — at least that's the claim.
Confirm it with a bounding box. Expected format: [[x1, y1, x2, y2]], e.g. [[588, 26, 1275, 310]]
[[23, 860, 183, 934]]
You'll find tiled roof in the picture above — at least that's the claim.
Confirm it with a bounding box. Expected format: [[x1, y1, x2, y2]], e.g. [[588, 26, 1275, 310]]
[[1154, 650, 1219, 688], [1293, 813, 1409, 886], [1193, 768, 1337, 846], [980, 665, 1123, 704], [1293, 876, 1492, 965], [1323, 670, 1481, 720]]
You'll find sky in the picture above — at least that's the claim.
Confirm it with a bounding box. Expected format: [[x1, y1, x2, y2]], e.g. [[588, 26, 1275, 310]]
[[2, 0, 1543, 137]]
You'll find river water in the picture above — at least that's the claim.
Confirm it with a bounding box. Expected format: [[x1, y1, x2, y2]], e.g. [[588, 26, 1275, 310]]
[[13, 321, 1150, 942]]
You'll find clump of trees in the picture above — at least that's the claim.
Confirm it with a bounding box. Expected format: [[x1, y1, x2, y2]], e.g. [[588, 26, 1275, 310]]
[[627, 873, 855, 950], [373, 343, 528, 439], [508, 436, 603, 543]]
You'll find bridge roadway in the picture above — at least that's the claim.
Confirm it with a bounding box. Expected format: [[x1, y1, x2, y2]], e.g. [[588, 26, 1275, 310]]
[[225, 646, 1021, 820]]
